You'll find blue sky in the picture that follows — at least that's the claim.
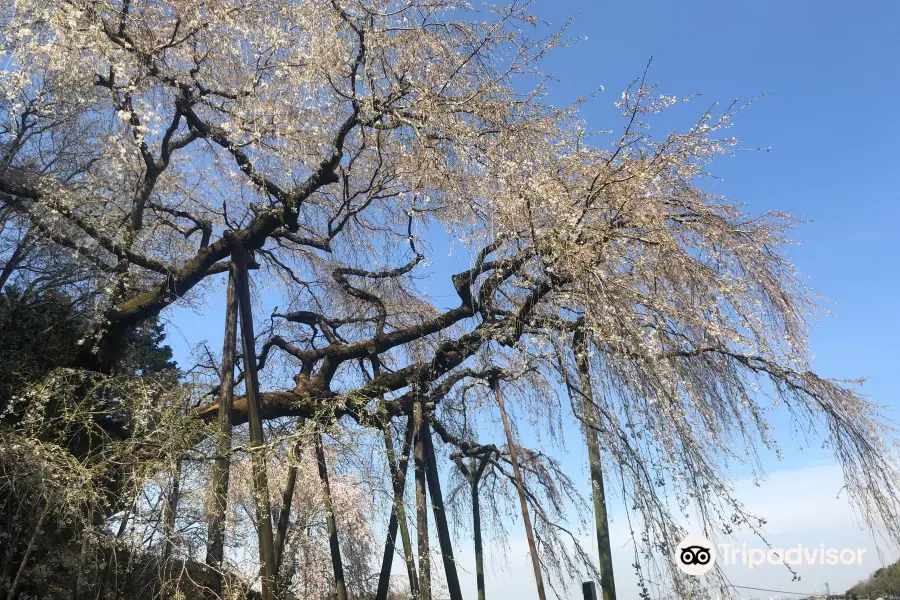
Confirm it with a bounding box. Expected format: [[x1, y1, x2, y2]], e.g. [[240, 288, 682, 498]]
[[515, 1, 900, 596], [521, 0, 900, 459], [529, 2, 900, 596], [528, 0, 900, 417], [165, 1, 900, 597]]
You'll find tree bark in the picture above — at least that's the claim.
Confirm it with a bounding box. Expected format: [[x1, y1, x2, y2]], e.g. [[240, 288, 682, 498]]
[[574, 332, 617, 600], [314, 429, 348, 600], [491, 378, 546, 600], [422, 421, 463, 600], [231, 244, 277, 600], [206, 264, 238, 596], [413, 399, 431, 600], [376, 417, 418, 600]]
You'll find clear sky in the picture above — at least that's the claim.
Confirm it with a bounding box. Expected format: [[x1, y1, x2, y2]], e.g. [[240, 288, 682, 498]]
[[507, 1, 900, 597], [165, 1, 900, 598]]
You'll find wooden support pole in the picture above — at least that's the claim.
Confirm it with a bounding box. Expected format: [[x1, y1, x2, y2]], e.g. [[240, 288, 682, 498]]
[[574, 329, 617, 600], [206, 264, 238, 595], [314, 428, 348, 600], [273, 461, 296, 574], [376, 416, 418, 600], [491, 377, 547, 600], [472, 456, 490, 600], [274, 432, 305, 574], [231, 243, 277, 600], [454, 453, 492, 600], [413, 398, 431, 600], [422, 421, 463, 600]]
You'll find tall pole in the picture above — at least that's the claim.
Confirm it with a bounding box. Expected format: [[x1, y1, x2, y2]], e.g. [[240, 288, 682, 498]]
[[491, 377, 547, 600], [314, 428, 348, 600], [376, 417, 418, 600], [574, 328, 617, 600], [456, 454, 490, 600], [231, 242, 277, 600], [413, 398, 431, 599], [373, 354, 418, 600], [274, 433, 305, 573], [472, 456, 487, 600], [422, 421, 463, 600], [206, 264, 238, 596], [273, 457, 297, 572]]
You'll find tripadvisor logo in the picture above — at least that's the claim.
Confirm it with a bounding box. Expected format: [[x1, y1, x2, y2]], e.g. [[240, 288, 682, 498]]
[[675, 535, 717, 576], [675, 535, 869, 576]]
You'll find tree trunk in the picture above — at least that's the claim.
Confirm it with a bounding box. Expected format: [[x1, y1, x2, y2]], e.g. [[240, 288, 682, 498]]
[[314, 429, 347, 600], [231, 244, 277, 600], [376, 417, 418, 600], [206, 264, 238, 596], [413, 399, 431, 600], [491, 378, 546, 600], [574, 333, 617, 600], [422, 421, 463, 600]]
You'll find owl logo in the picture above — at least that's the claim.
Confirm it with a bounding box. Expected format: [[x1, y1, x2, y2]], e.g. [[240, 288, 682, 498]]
[[675, 535, 717, 576], [679, 545, 712, 566]]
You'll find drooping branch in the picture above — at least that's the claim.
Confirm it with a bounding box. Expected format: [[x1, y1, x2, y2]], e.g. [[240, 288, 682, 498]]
[[0, 182, 174, 276], [147, 201, 212, 250]]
